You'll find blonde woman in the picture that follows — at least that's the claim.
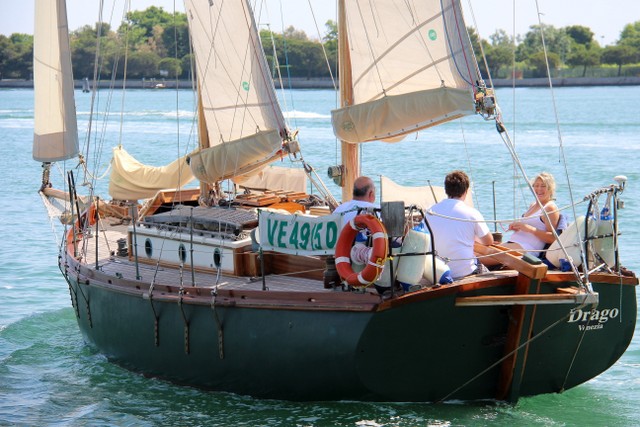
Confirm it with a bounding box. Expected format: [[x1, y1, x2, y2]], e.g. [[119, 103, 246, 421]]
[[503, 172, 560, 258]]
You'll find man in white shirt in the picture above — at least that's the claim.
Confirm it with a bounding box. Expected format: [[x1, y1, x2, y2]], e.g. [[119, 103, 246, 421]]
[[333, 176, 378, 226], [427, 171, 493, 279], [333, 176, 379, 263]]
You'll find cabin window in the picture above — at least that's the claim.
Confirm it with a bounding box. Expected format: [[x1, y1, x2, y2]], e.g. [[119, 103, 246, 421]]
[[144, 238, 153, 258], [213, 248, 222, 268], [178, 244, 187, 263]]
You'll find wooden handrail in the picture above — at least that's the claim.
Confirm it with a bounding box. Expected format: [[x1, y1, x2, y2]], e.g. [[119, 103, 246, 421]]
[[474, 243, 547, 279]]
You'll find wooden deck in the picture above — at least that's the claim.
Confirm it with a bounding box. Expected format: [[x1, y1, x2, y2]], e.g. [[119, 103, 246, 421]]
[[73, 215, 632, 301], [76, 219, 346, 294]]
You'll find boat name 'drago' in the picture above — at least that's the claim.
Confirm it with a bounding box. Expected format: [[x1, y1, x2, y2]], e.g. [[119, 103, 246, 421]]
[[567, 307, 620, 331]]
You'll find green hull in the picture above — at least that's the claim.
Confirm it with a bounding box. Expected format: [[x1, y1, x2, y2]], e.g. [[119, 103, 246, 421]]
[[63, 258, 636, 402], [355, 281, 636, 401]]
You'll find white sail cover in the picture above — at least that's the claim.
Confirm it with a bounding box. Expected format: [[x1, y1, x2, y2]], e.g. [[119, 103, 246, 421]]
[[109, 146, 195, 200], [380, 175, 446, 210], [332, 0, 481, 143], [188, 129, 282, 184], [33, 0, 79, 162], [185, 0, 286, 183], [233, 165, 308, 193]]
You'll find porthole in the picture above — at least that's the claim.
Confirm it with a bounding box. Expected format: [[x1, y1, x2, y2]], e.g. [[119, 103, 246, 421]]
[[144, 238, 153, 258], [178, 243, 187, 263], [213, 248, 222, 268]]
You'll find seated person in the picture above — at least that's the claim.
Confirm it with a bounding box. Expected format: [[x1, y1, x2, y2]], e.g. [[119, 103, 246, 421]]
[[500, 172, 560, 259], [333, 176, 378, 226], [427, 171, 494, 279], [333, 176, 379, 263]]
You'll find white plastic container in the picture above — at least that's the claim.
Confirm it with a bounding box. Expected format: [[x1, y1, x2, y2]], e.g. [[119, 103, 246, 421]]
[[423, 254, 452, 286], [546, 215, 597, 268], [594, 208, 615, 266], [396, 229, 429, 285]]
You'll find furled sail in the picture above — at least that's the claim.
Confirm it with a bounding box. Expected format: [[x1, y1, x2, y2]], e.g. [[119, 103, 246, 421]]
[[108, 146, 195, 201], [32, 0, 79, 162], [184, 0, 286, 183], [332, 0, 481, 144]]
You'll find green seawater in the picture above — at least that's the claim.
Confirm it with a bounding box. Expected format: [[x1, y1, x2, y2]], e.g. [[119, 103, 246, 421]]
[[1, 86, 640, 426]]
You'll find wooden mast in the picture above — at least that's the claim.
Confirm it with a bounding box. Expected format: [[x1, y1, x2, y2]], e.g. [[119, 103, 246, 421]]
[[337, 0, 359, 202]]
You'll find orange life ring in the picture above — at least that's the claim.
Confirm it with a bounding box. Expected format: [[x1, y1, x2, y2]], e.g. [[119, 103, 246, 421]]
[[79, 203, 97, 229], [335, 214, 389, 287]]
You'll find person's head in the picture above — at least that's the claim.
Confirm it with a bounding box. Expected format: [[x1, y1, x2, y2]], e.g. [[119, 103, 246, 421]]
[[353, 176, 375, 202], [532, 172, 556, 201], [444, 170, 470, 199]]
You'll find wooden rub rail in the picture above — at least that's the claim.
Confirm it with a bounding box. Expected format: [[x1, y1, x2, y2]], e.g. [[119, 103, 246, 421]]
[[456, 292, 599, 306]]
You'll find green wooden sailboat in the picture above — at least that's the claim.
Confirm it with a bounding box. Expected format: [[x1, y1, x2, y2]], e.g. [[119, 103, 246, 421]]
[[33, 0, 636, 402]]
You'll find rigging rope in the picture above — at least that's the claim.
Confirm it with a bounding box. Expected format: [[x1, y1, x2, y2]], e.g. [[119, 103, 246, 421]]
[[464, 0, 594, 292], [466, 0, 497, 92], [268, 0, 297, 126], [466, 0, 527, 220], [497, 128, 589, 289], [427, 199, 585, 225], [351, 1, 386, 97], [437, 299, 594, 402], [458, 120, 479, 209], [534, 0, 590, 288], [451, 0, 479, 92], [511, 0, 519, 219], [308, 0, 338, 92]]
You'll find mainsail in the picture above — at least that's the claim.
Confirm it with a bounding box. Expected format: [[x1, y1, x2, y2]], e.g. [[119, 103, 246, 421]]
[[332, 0, 482, 144], [32, 0, 79, 162], [185, 0, 287, 183]]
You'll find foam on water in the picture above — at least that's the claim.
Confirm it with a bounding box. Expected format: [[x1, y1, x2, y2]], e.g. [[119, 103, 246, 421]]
[[283, 110, 331, 119]]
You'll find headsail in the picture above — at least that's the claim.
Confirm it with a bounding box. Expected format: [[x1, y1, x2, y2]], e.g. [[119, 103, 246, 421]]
[[332, 0, 481, 144], [32, 0, 79, 162], [185, 0, 286, 183]]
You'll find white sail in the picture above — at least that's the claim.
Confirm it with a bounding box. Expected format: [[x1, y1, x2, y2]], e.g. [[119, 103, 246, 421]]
[[184, 0, 286, 183], [332, 0, 481, 144], [32, 0, 79, 162]]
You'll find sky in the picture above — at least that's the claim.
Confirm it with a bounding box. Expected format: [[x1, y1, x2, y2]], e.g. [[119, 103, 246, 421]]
[[1, 0, 636, 46]]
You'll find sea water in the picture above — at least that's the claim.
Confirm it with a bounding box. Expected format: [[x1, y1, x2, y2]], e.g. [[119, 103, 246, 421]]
[[1, 85, 639, 425]]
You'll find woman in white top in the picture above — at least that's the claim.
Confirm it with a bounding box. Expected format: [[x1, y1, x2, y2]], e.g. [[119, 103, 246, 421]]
[[503, 172, 560, 258]]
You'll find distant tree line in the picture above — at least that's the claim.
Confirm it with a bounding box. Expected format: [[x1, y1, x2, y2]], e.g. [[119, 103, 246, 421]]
[[470, 21, 640, 78], [1, 7, 639, 81]]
